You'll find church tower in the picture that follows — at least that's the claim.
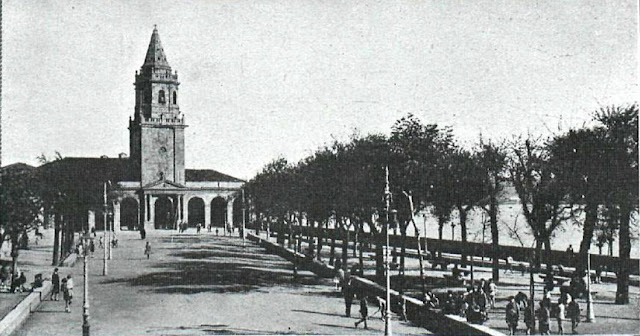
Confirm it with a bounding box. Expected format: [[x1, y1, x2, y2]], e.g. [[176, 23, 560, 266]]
[[130, 26, 186, 186]]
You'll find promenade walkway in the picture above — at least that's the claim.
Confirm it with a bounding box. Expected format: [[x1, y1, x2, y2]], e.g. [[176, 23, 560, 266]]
[[260, 231, 640, 335], [16, 230, 430, 335]]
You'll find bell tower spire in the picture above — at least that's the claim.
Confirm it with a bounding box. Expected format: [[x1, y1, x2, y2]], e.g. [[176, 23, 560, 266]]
[[129, 26, 187, 186]]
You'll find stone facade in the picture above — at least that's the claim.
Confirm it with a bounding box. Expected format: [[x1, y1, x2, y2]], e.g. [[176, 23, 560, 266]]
[[111, 27, 244, 232]]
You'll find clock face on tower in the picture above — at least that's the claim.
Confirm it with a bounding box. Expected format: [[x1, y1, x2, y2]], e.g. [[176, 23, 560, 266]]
[[159, 146, 167, 154]]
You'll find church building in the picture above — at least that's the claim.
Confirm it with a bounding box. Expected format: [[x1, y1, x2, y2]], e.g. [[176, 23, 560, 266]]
[[40, 27, 244, 233]]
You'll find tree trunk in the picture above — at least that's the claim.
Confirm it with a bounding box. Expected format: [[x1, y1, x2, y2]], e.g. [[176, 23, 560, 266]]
[[578, 200, 598, 273], [353, 229, 358, 258], [316, 220, 324, 261], [459, 206, 468, 266], [437, 218, 444, 259], [329, 226, 336, 265], [358, 231, 365, 277], [342, 228, 349, 272], [544, 237, 553, 276], [10, 235, 19, 292], [615, 204, 631, 304], [534, 239, 543, 269], [52, 212, 61, 265], [489, 193, 500, 282], [400, 225, 406, 275]]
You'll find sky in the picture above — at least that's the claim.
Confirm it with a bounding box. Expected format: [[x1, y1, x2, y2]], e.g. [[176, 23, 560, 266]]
[[1, 0, 637, 180]]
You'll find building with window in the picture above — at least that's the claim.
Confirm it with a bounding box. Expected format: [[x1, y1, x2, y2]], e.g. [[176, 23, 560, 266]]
[[39, 27, 244, 233]]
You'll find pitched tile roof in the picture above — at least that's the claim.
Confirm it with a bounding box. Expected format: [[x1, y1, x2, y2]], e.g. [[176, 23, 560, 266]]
[[185, 169, 244, 183]]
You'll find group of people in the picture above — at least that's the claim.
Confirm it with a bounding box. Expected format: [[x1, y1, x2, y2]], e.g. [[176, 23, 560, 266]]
[[440, 278, 497, 324], [505, 289, 581, 335], [0, 265, 28, 293], [50, 268, 74, 313]]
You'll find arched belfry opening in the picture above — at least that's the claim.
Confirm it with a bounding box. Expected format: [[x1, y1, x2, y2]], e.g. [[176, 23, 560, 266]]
[[187, 197, 205, 228]]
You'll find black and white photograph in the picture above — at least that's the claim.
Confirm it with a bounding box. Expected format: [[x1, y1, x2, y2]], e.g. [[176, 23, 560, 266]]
[[0, 1, 637, 335]]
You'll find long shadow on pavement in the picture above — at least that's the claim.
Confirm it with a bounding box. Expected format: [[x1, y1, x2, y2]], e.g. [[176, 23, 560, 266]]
[[102, 245, 324, 294]]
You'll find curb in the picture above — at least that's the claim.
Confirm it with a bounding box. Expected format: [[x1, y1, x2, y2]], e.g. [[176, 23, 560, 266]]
[[0, 281, 52, 336], [60, 253, 78, 267], [246, 233, 506, 336]]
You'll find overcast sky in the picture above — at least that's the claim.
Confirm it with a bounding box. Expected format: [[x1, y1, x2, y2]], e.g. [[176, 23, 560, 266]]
[[2, 0, 637, 179]]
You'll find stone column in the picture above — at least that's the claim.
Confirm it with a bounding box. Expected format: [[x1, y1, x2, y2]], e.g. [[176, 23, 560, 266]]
[[149, 196, 156, 230], [204, 201, 211, 228], [183, 196, 189, 226], [227, 198, 234, 229], [113, 201, 121, 231], [88, 210, 96, 232]]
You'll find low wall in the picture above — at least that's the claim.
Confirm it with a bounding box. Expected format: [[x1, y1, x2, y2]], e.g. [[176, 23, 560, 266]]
[[247, 233, 505, 336], [60, 253, 77, 267], [285, 226, 639, 275], [0, 281, 52, 336]]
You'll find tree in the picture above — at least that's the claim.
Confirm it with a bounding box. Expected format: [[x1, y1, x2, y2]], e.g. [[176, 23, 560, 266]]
[[475, 140, 507, 281], [593, 104, 638, 304], [0, 164, 43, 287], [507, 136, 572, 271], [548, 127, 609, 272]]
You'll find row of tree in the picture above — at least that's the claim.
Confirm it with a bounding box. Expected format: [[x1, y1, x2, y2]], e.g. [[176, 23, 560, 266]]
[[244, 104, 638, 304]]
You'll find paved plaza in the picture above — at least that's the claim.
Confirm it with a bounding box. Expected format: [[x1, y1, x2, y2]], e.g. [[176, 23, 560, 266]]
[[15, 230, 430, 335]]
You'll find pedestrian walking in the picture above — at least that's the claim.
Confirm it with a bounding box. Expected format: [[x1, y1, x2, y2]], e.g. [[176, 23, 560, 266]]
[[487, 278, 498, 308], [354, 296, 369, 329], [50, 268, 60, 301], [567, 299, 580, 334], [343, 278, 354, 317], [537, 300, 551, 335], [504, 256, 514, 274], [144, 242, 151, 259], [523, 301, 535, 335], [0, 265, 9, 290], [505, 296, 519, 335], [98, 236, 104, 249], [89, 239, 95, 258], [553, 299, 565, 335], [63, 275, 74, 313], [196, 223, 202, 234]]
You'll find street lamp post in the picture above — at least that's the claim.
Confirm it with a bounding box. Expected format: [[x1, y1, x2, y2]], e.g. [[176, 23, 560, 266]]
[[82, 232, 91, 336], [242, 189, 246, 248], [103, 182, 108, 276], [383, 166, 392, 336], [586, 250, 596, 322]]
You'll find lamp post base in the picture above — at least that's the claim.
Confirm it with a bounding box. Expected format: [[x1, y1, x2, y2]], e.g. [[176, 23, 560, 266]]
[[586, 293, 596, 322], [83, 323, 90, 336]]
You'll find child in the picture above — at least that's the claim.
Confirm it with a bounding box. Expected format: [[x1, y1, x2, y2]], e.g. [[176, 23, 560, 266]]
[[144, 242, 151, 259], [354, 296, 369, 329]]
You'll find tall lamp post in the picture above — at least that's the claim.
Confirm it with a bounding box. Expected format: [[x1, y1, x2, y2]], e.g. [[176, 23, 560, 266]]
[[586, 249, 596, 322], [102, 182, 108, 276], [82, 232, 91, 336], [242, 189, 246, 247], [383, 166, 392, 336]]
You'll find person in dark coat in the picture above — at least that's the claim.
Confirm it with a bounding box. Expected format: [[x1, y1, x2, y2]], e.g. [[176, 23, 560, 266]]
[[343, 278, 354, 317], [354, 296, 369, 329], [567, 299, 581, 334], [505, 296, 520, 335], [537, 300, 551, 335], [50, 268, 60, 301]]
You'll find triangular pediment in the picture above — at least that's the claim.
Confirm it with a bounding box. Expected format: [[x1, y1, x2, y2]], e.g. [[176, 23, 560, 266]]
[[142, 179, 186, 190]]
